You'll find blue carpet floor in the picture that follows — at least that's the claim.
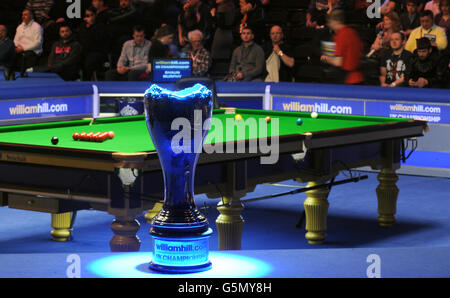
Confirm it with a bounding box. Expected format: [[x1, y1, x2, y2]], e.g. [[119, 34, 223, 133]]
[[0, 171, 449, 254]]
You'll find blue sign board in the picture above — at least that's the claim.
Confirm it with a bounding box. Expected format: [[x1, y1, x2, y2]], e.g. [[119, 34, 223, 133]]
[[0, 95, 93, 125], [271, 95, 450, 124], [152, 59, 192, 83], [365, 100, 450, 124], [271, 96, 365, 116]]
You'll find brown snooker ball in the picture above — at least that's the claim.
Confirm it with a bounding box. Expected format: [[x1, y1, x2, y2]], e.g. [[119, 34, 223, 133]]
[[265, 116, 271, 123]]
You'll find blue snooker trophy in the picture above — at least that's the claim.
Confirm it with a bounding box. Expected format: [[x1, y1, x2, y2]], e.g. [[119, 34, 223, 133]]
[[144, 83, 213, 273]]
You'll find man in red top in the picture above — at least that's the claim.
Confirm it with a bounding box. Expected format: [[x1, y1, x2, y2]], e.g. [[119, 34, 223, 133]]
[[320, 10, 364, 84]]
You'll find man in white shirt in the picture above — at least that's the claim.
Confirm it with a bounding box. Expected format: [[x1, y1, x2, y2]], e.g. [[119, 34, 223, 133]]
[[13, 9, 43, 77]]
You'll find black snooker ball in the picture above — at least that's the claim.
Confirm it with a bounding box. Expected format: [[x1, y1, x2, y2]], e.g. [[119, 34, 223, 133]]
[[51, 136, 59, 145]]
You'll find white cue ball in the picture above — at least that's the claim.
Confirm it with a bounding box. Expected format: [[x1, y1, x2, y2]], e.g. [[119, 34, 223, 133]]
[[311, 112, 318, 118]]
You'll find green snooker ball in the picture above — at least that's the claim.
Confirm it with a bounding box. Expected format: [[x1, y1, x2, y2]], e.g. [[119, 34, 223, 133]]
[[296, 118, 303, 125]]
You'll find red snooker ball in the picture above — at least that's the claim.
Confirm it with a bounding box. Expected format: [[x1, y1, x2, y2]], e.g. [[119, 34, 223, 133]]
[[73, 132, 80, 140], [92, 132, 101, 142], [98, 132, 108, 142], [107, 131, 115, 139], [86, 132, 94, 141]]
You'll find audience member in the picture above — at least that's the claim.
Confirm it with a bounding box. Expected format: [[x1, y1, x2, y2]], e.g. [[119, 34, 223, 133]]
[[379, 31, 414, 86], [13, 9, 44, 77], [238, 0, 265, 44], [105, 25, 151, 81], [210, 0, 235, 60], [141, 25, 175, 79], [424, 0, 441, 16], [405, 10, 448, 52], [177, 0, 213, 48], [369, 12, 402, 58], [440, 43, 450, 86], [108, 0, 140, 63], [0, 25, 16, 69], [320, 10, 364, 84], [407, 37, 446, 87], [263, 25, 294, 82], [48, 0, 88, 30], [183, 29, 212, 76], [306, 0, 338, 28], [227, 26, 265, 81], [148, 25, 175, 59], [417, 0, 430, 11], [400, 0, 421, 36], [78, 7, 110, 81], [435, 0, 450, 37], [92, 0, 111, 24], [42, 24, 82, 81], [25, 0, 54, 28]]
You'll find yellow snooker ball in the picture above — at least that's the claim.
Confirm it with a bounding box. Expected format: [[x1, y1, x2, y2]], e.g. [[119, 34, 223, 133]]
[[234, 114, 243, 121], [265, 116, 271, 123]]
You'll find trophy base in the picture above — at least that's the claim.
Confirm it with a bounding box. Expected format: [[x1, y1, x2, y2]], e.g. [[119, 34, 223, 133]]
[[149, 261, 212, 274], [149, 228, 213, 274], [150, 207, 210, 236]]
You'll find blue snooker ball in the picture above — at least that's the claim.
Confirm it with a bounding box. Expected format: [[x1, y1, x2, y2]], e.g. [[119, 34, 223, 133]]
[[296, 118, 303, 125]]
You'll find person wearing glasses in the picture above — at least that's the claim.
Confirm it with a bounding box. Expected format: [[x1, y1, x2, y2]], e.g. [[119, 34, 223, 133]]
[[181, 29, 212, 77]]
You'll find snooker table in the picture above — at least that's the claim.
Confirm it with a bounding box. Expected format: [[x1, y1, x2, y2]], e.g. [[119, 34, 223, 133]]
[[0, 108, 427, 251]]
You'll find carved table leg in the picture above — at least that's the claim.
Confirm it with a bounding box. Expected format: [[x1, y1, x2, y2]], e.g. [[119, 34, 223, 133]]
[[304, 179, 331, 244], [376, 168, 399, 227], [51, 212, 72, 242], [216, 196, 244, 250], [110, 216, 141, 252]]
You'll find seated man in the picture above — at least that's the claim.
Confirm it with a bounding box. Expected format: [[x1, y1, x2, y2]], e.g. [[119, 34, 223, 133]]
[[320, 10, 364, 85], [13, 9, 44, 77], [264, 25, 294, 82], [0, 25, 16, 80], [42, 24, 82, 81], [183, 29, 212, 77], [379, 31, 414, 87], [227, 26, 265, 81], [407, 37, 446, 88], [405, 10, 448, 52], [105, 25, 151, 81]]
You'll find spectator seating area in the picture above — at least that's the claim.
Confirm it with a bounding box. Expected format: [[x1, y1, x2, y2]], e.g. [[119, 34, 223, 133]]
[[0, 0, 449, 88]]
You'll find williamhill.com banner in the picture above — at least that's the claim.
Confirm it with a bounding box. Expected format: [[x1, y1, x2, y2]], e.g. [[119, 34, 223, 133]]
[[0, 96, 93, 125], [272, 96, 449, 124]]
